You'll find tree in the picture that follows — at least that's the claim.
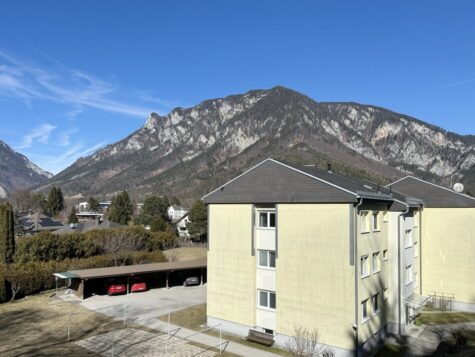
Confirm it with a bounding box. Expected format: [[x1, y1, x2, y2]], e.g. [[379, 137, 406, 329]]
[[169, 195, 181, 206], [8, 190, 46, 212], [188, 200, 207, 241], [108, 191, 133, 225], [45, 186, 64, 217], [135, 196, 169, 226], [150, 216, 168, 232], [102, 228, 144, 266], [0, 203, 15, 264], [87, 197, 100, 212], [68, 208, 79, 224]]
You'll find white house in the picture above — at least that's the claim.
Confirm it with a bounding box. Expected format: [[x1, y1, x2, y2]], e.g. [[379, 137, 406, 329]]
[[167, 205, 188, 222]]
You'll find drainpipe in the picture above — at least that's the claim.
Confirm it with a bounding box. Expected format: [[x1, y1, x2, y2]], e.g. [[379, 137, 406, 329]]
[[354, 197, 364, 356], [397, 204, 409, 336]]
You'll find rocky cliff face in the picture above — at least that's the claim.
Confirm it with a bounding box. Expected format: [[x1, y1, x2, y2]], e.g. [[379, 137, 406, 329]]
[[0, 140, 52, 197], [46, 86, 475, 199]]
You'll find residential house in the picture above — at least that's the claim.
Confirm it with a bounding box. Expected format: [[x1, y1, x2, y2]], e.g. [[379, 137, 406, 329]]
[[167, 205, 188, 222], [17, 211, 64, 234], [202, 158, 427, 355], [388, 176, 475, 312]]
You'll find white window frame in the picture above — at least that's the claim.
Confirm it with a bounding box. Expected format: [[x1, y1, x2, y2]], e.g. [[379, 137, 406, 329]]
[[372, 252, 381, 273], [372, 293, 380, 315], [257, 210, 276, 229], [360, 211, 370, 233], [405, 265, 413, 285], [405, 229, 413, 248], [258, 250, 276, 269], [258, 290, 276, 311], [361, 299, 369, 323], [383, 249, 388, 261], [372, 212, 380, 232], [361, 255, 370, 278]]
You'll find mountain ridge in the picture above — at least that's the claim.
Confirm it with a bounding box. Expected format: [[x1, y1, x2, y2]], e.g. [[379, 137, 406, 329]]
[[0, 140, 52, 198], [44, 86, 475, 200]]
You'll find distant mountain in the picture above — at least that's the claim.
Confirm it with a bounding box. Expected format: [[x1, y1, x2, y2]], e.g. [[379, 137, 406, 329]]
[[0, 140, 52, 198], [45, 86, 475, 201]]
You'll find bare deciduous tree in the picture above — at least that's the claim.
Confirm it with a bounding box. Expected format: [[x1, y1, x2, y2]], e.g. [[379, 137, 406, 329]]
[[286, 326, 334, 357], [102, 229, 143, 266]]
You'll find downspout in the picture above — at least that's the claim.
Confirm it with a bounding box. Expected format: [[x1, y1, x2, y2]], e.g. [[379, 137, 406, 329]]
[[397, 204, 409, 336], [354, 197, 364, 356], [419, 207, 423, 295]]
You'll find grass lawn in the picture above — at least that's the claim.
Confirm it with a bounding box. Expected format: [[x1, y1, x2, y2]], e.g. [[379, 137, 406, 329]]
[[164, 246, 207, 262], [0, 291, 153, 356], [158, 303, 293, 357], [416, 311, 475, 325]]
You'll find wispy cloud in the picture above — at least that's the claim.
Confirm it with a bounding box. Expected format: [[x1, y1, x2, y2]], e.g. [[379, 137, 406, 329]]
[[17, 123, 57, 149], [442, 78, 475, 88], [27, 141, 106, 175], [58, 127, 79, 147], [0, 49, 160, 117]]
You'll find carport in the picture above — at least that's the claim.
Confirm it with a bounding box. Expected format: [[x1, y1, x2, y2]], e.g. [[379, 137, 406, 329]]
[[53, 258, 207, 299]]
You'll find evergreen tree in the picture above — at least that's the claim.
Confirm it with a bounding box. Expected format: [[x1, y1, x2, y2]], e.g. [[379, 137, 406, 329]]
[[136, 196, 169, 226], [87, 197, 100, 212], [46, 186, 64, 216], [0, 203, 15, 264], [0, 202, 15, 302], [188, 200, 207, 241], [150, 216, 168, 232], [108, 191, 133, 225], [68, 208, 79, 224]]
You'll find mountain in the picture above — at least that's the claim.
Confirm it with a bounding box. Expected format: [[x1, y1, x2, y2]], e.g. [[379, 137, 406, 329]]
[[45, 86, 475, 201], [0, 140, 52, 198]]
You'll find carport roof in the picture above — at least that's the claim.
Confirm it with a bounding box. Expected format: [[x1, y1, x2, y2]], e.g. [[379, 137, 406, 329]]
[[55, 258, 207, 280]]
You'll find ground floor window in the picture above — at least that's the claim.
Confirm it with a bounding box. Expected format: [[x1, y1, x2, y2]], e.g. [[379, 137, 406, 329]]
[[406, 265, 413, 284], [372, 293, 380, 315], [258, 290, 276, 310], [361, 299, 369, 321]]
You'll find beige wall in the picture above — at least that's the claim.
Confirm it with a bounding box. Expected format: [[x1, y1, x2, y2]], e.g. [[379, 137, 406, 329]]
[[276, 204, 355, 350], [421, 208, 475, 304], [357, 209, 390, 342], [207, 204, 257, 326]]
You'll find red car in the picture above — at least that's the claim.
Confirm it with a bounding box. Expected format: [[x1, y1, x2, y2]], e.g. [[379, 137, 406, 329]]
[[106, 279, 126, 296], [130, 278, 147, 293]]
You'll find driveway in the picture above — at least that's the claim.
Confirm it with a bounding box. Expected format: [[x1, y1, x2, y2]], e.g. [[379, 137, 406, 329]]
[[69, 285, 206, 322]]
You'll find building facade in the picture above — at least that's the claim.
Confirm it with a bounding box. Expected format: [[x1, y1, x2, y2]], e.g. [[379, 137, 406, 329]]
[[203, 159, 431, 356]]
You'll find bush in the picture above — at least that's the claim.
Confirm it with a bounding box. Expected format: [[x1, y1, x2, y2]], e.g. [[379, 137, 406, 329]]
[[14, 226, 176, 263]]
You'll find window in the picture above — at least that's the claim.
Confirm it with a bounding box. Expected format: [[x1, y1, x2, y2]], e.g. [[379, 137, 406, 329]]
[[258, 290, 276, 310], [361, 299, 369, 321], [372, 252, 381, 273], [258, 211, 275, 228], [360, 212, 369, 233], [414, 241, 418, 258], [372, 293, 380, 315], [405, 229, 413, 248], [258, 250, 276, 268], [405, 265, 413, 284], [361, 255, 369, 277], [383, 288, 389, 300], [383, 211, 388, 222], [383, 249, 388, 261], [372, 212, 380, 231]]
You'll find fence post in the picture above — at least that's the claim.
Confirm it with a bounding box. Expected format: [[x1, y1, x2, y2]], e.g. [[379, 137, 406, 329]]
[[111, 328, 115, 357], [123, 304, 127, 326], [67, 309, 71, 341], [168, 312, 171, 338], [219, 326, 222, 354]]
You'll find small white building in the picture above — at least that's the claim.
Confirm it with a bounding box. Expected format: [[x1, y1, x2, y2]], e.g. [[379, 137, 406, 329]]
[[167, 205, 188, 222], [176, 214, 191, 238]]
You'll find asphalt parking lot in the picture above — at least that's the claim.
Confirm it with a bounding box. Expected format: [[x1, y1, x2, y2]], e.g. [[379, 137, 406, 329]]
[[69, 285, 206, 322]]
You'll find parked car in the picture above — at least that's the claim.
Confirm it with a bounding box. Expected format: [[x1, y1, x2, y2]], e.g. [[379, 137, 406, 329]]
[[130, 278, 147, 293], [183, 276, 200, 287], [106, 279, 126, 296]]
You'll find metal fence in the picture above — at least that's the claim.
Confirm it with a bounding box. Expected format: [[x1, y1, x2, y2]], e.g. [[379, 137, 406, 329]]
[[429, 291, 455, 311], [52, 298, 228, 356]]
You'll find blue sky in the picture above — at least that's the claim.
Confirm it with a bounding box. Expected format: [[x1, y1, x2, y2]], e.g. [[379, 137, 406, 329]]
[[0, 1, 474, 174]]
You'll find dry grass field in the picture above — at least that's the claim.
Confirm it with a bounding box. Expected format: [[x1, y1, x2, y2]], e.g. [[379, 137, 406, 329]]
[[163, 246, 207, 262]]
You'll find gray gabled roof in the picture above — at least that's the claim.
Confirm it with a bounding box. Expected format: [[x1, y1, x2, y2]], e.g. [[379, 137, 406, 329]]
[[388, 176, 475, 208], [203, 159, 403, 205]]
